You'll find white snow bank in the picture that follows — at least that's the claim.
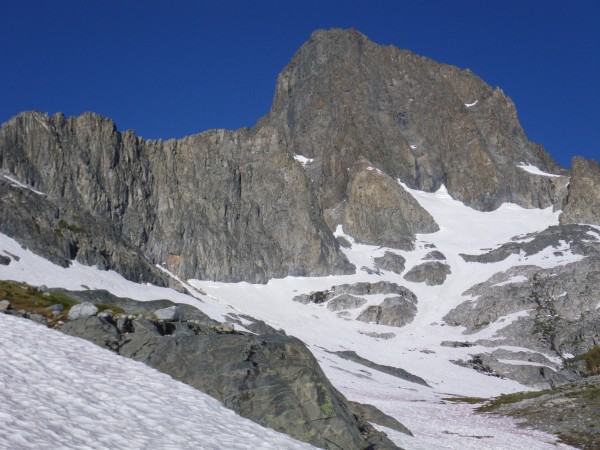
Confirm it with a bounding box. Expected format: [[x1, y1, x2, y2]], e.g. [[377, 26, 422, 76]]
[[465, 100, 478, 108], [293, 154, 314, 166], [516, 163, 563, 178], [0, 314, 315, 450]]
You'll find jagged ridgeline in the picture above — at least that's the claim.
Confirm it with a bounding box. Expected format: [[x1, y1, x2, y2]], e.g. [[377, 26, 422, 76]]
[[0, 28, 575, 284]]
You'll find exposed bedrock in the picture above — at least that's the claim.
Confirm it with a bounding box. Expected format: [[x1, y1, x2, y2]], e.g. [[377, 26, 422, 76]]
[[560, 156, 600, 226], [1, 28, 572, 282]]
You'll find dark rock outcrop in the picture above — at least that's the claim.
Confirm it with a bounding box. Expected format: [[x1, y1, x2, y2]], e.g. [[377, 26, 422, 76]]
[[560, 157, 600, 226], [60, 307, 403, 449], [460, 224, 599, 264], [403, 261, 451, 285], [356, 296, 417, 328], [293, 281, 415, 305], [445, 256, 600, 353], [374, 251, 407, 274], [333, 350, 429, 387], [327, 294, 367, 312], [349, 401, 413, 436], [444, 225, 600, 386], [422, 250, 446, 261], [445, 259, 600, 387]]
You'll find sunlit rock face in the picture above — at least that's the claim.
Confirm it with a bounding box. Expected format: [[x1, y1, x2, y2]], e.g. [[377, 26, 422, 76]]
[[560, 156, 600, 226], [0, 28, 572, 283], [268, 28, 567, 214]]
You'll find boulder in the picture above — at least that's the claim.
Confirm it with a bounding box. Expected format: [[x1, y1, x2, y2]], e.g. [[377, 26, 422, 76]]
[[67, 302, 99, 320], [0, 300, 10, 312], [403, 261, 451, 285], [455, 352, 573, 389], [333, 350, 429, 386], [374, 251, 406, 274], [349, 401, 413, 436], [327, 294, 367, 312], [45, 304, 64, 316], [0, 255, 10, 265], [357, 296, 417, 328], [422, 250, 446, 261], [215, 322, 235, 333]]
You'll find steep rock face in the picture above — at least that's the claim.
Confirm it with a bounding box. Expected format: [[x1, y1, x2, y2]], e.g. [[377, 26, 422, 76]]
[[0, 112, 353, 283], [0, 28, 572, 283], [0, 179, 169, 286], [341, 160, 438, 249], [268, 28, 566, 213], [560, 157, 600, 226]]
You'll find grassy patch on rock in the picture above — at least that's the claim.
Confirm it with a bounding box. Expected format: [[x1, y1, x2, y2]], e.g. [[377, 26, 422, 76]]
[[442, 396, 487, 404], [475, 378, 600, 449], [476, 389, 556, 412], [0, 280, 78, 323]]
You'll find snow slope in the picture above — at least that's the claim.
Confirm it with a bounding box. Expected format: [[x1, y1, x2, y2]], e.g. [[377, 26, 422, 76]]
[[0, 182, 584, 449], [0, 313, 315, 450]]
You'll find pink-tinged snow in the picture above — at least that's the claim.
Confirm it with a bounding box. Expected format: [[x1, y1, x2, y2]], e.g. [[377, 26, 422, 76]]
[[0, 313, 316, 450], [322, 355, 572, 450], [516, 163, 564, 177]]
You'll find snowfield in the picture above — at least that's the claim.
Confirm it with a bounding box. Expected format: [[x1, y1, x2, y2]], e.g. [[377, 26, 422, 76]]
[[0, 313, 315, 450], [0, 182, 585, 449]]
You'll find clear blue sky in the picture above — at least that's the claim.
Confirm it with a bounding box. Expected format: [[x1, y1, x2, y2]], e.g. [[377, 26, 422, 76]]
[[1, 0, 598, 168]]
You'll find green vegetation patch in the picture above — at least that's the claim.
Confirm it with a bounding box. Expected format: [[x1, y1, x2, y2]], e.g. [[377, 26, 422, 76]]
[[476, 389, 555, 412], [95, 303, 125, 315], [0, 280, 79, 322], [442, 396, 487, 404], [585, 346, 600, 376], [55, 219, 85, 235]]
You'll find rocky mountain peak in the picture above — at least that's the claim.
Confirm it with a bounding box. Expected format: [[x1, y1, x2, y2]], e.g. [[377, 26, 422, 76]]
[[269, 27, 567, 213], [0, 28, 586, 285]]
